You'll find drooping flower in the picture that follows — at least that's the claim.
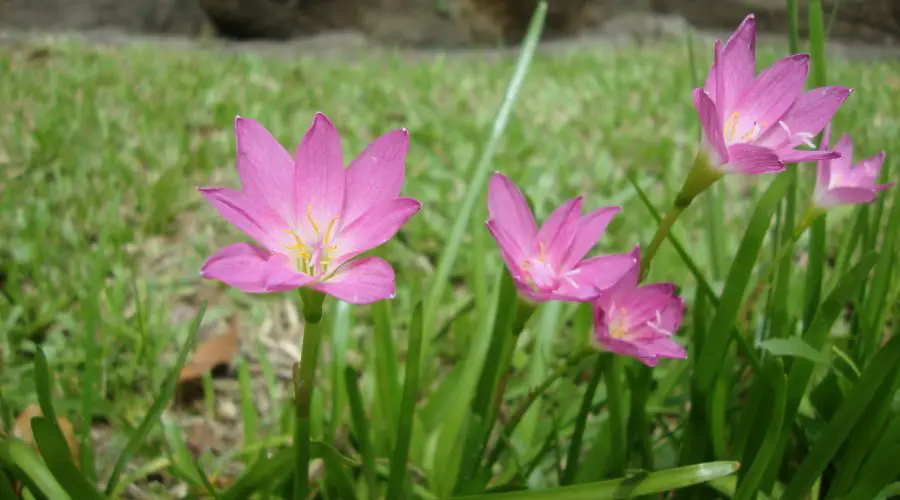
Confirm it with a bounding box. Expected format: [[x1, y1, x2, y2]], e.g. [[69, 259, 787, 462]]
[[592, 247, 686, 367], [813, 127, 894, 210], [693, 14, 851, 175], [199, 113, 421, 304], [485, 173, 636, 303]]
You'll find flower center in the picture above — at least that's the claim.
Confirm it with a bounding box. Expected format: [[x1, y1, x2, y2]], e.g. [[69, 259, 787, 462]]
[[723, 112, 766, 144], [608, 307, 629, 339], [521, 242, 559, 292], [284, 205, 340, 275]]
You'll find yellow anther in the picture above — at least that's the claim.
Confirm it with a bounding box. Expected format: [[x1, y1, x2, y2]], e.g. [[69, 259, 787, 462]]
[[538, 241, 547, 263], [284, 230, 307, 251], [723, 112, 740, 141], [609, 308, 629, 339]]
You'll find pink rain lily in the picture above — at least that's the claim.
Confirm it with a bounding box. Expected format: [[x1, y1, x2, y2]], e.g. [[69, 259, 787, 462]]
[[693, 14, 851, 175], [199, 113, 421, 304], [593, 247, 686, 367], [813, 127, 894, 209], [485, 173, 637, 303]]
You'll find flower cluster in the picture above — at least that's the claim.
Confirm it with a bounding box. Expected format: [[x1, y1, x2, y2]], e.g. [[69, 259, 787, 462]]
[[198, 13, 891, 368]]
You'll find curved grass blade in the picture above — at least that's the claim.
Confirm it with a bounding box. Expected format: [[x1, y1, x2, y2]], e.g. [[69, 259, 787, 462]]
[[561, 355, 606, 485], [30, 417, 104, 499], [104, 302, 207, 496], [0, 438, 71, 500], [454, 462, 740, 499], [695, 174, 792, 391], [840, 443, 900, 500], [422, 0, 548, 361], [733, 359, 785, 500], [781, 327, 900, 500], [346, 366, 378, 500], [386, 304, 424, 499]]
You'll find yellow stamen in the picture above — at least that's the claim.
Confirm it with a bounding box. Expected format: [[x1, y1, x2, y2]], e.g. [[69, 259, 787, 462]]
[[609, 307, 628, 339], [306, 205, 322, 238], [323, 216, 340, 245], [538, 241, 547, 263], [723, 112, 739, 141]]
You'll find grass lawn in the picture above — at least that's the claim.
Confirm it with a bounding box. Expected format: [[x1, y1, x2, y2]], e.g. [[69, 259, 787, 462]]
[[1, 33, 899, 496]]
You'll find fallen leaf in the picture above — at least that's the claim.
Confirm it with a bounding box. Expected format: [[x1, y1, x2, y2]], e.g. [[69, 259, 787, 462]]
[[178, 321, 239, 383], [13, 404, 80, 463]]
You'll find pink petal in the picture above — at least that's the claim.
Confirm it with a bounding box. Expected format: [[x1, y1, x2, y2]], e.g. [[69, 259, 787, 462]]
[[486, 220, 529, 275], [602, 245, 641, 301], [201, 243, 311, 293], [717, 14, 756, 113], [693, 89, 728, 165], [830, 134, 855, 173], [199, 187, 288, 251], [294, 113, 346, 226], [333, 197, 421, 263], [343, 129, 409, 226], [621, 285, 679, 327], [734, 54, 809, 132], [537, 197, 583, 268], [778, 149, 840, 164], [234, 116, 297, 224], [642, 338, 688, 360], [313, 257, 395, 304], [487, 173, 539, 254], [815, 125, 833, 194], [554, 252, 637, 301], [759, 87, 852, 149], [818, 187, 877, 208], [724, 143, 784, 174], [560, 206, 620, 271]]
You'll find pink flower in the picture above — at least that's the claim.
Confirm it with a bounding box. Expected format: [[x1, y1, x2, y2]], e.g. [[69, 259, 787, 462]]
[[813, 127, 894, 209], [199, 113, 421, 304], [592, 247, 686, 367], [693, 14, 851, 175], [485, 173, 636, 303]]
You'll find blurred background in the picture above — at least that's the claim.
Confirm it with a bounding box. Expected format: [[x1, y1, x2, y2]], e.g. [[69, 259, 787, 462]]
[[1, 0, 899, 48]]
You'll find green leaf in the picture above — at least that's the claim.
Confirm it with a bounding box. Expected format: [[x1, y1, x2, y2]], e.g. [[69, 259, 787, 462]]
[[422, 0, 547, 365], [757, 337, 828, 364], [860, 177, 900, 361], [453, 462, 740, 499], [30, 417, 104, 499], [236, 358, 259, 451], [346, 366, 378, 500], [733, 359, 785, 500], [327, 300, 353, 444], [0, 439, 71, 500], [841, 443, 900, 500], [455, 272, 524, 494], [694, 174, 791, 391], [372, 299, 400, 450], [561, 355, 606, 485], [386, 304, 424, 499], [161, 417, 206, 488], [781, 327, 900, 500], [104, 303, 206, 496]]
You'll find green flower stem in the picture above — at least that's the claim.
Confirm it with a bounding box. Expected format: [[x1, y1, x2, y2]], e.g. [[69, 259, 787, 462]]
[[755, 205, 825, 289], [641, 153, 722, 281], [294, 289, 326, 500]]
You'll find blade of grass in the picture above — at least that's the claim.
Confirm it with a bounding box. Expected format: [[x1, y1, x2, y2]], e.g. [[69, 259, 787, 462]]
[[694, 175, 792, 391], [422, 0, 548, 365], [787, 0, 800, 53], [781, 324, 900, 500], [104, 303, 206, 496], [455, 462, 740, 499], [372, 299, 400, 450], [841, 443, 900, 500], [733, 359, 785, 500], [0, 439, 71, 500], [346, 367, 378, 500], [31, 417, 104, 499], [561, 355, 606, 485], [327, 300, 352, 444], [603, 356, 626, 477], [860, 183, 900, 362], [237, 358, 259, 452], [386, 304, 424, 499], [79, 267, 102, 481], [803, 0, 828, 328]]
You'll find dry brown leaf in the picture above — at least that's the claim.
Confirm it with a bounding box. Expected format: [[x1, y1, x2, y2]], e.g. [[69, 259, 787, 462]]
[[13, 404, 80, 462], [179, 321, 239, 383]]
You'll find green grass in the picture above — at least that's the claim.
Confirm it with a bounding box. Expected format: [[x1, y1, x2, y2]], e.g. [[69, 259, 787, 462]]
[[1, 33, 899, 496]]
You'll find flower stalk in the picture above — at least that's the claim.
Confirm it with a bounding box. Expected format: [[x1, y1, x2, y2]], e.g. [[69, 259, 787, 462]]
[[293, 289, 326, 500]]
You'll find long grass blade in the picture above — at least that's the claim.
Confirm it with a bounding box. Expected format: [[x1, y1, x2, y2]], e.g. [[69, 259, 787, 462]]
[[386, 304, 424, 499]]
